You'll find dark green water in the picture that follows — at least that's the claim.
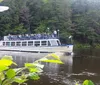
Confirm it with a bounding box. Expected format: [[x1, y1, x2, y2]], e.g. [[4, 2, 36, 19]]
[[0, 49, 100, 85]]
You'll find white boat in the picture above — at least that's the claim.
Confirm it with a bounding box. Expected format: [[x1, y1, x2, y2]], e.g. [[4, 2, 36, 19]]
[[0, 34, 73, 53]]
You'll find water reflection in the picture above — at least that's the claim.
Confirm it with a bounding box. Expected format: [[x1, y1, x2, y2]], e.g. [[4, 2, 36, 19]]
[[43, 54, 73, 74]]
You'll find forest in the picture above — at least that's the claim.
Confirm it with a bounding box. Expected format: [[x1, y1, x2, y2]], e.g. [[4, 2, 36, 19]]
[[0, 0, 100, 45]]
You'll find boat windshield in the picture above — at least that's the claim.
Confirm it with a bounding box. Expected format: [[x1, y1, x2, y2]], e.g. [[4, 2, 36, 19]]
[[50, 40, 60, 46]]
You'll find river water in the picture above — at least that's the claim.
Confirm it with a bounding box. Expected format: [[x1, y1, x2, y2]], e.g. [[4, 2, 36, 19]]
[[0, 49, 100, 85]]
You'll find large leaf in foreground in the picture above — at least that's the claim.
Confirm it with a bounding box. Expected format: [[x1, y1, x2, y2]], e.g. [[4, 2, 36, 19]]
[[1, 55, 13, 60], [49, 53, 60, 60], [29, 73, 40, 80], [6, 69, 16, 79], [39, 57, 63, 64], [0, 0, 3, 2], [0, 66, 9, 72], [25, 63, 44, 69], [0, 59, 16, 66], [33, 63, 44, 68], [25, 63, 43, 73], [82, 80, 94, 85], [39, 54, 63, 64]]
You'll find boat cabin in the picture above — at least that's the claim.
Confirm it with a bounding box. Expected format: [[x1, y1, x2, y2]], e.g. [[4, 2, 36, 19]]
[[0, 34, 62, 47], [0, 39, 61, 47]]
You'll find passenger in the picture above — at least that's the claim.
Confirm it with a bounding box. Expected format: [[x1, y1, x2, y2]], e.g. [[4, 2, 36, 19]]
[[8, 34, 11, 40], [53, 30, 57, 38], [51, 34, 55, 39]]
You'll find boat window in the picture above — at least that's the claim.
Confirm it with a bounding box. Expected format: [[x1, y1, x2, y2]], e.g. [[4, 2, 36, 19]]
[[48, 41, 51, 46], [41, 41, 47, 46], [3, 42, 5, 46], [16, 42, 21, 46], [11, 42, 15, 46], [22, 42, 27, 46], [34, 41, 40, 46], [50, 40, 58, 46], [28, 41, 33, 46], [57, 40, 61, 46], [6, 42, 10, 46]]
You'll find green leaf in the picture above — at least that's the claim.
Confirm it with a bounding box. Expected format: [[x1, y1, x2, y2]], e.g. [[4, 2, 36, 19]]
[[40, 59, 64, 64], [6, 69, 16, 79], [0, 79, 2, 84], [75, 80, 79, 85], [1, 79, 13, 85], [33, 63, 44, 69], [14, 77, 27, 84], [50, 53, 60, 60], [13, 68, 22, 72], [0, 59, 12, 66], [25, 63, 44, 72], [0, 72, 5, 81], [28, 68, 39, 73], [0, 59, 16, 66], [39, 54, 63, 64], [25, 63, 44, 68], [1, 55, 13, 60], [75, 82, 79, 85], [25, 63, 34, 67], [0, 0, 3, 2], [29, 73, 40, 80], [20, 73, 27, 79], [0, 66, 9, 72], [82, 80, 94, 85]]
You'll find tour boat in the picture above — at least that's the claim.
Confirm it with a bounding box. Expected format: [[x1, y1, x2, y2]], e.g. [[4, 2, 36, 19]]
[[0, 34, 73, 53]]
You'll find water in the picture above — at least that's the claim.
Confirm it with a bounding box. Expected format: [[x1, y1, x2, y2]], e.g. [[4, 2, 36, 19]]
[[0, 49, 100, 85]]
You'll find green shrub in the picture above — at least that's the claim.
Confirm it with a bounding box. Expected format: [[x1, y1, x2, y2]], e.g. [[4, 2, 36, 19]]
[[0, 53, 63, 85]]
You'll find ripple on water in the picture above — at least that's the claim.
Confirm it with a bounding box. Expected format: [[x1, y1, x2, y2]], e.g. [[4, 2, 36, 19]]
[[68, 71, 98, 77], [42, 70, 100, 85]]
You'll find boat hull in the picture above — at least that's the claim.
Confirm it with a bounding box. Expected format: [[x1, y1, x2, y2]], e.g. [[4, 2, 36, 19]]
[[0, 45, 73, 53]]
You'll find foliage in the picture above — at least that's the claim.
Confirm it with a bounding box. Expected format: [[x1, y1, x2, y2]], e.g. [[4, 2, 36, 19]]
[[0, 53, 63, 85], [74, 43, 91, 49], [75, 80, 94, 85], [0, 0, 3, 2], [71, 0, 100, 45], [1, 0, 100, 44], [0, 0, 72, 38]]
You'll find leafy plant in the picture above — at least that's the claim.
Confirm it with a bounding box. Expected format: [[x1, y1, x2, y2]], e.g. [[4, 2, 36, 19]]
[[0, 0, 3, 2], [0, 53, 63, 85], [82, 80, 94, 85], [75, 80, 95, 85]]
